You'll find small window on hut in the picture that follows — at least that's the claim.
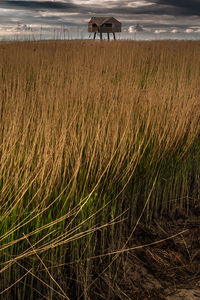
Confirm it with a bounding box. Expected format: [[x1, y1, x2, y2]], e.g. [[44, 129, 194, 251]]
[[92, 24, 98, 28]]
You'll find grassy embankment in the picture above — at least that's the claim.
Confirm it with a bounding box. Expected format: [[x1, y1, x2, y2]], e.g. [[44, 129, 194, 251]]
[[0, 40, 199, 299]]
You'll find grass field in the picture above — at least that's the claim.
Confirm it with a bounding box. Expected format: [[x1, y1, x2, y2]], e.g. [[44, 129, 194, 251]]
[[0, 40, 200, 299]]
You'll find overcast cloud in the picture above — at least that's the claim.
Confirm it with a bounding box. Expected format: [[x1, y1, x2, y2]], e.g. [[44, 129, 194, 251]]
[[0, 0, 200, 40]]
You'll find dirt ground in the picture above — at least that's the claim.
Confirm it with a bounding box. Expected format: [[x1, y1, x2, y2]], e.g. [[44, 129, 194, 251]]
[[91, 199, 200, 300]]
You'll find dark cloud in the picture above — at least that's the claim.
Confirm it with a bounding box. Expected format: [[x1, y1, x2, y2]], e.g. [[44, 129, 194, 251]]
[[152, 0, 200, 13], [3, 0, 200, 17], [93, 0, 200, 17], [2, 1, 77, 10], [148, 0, 200, 16]]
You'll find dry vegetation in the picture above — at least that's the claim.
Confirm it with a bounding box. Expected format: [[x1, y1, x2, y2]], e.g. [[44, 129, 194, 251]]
[[0, 40, 199, 299]]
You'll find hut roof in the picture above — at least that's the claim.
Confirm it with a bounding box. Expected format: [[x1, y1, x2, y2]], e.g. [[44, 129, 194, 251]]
[[89, 17, 121, 26]]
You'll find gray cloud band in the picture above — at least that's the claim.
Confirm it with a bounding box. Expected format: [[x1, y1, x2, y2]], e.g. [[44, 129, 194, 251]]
[[2, 1, 76, 10], [2, 0, 200, 16]]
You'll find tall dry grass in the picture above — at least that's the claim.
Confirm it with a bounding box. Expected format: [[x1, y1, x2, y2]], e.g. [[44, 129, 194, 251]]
[[0, 40, 199, 299]]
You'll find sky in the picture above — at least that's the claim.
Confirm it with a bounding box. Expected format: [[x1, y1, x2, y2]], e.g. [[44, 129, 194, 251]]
[[0, 0, 200, 40]]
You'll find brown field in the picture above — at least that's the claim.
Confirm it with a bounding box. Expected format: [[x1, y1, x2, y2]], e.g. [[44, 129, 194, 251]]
[[0, 40, 200, 299]]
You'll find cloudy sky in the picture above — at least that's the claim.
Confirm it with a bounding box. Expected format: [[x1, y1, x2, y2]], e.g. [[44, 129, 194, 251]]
[[0, 0, 200, 40]]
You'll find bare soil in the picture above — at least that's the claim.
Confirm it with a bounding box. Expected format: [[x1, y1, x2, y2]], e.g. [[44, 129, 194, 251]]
[[90, 199, 200, 300]]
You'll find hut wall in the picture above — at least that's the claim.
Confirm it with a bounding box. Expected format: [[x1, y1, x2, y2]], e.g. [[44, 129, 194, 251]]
[[88, 22, 94, 33], [99, 26, 121, 33]]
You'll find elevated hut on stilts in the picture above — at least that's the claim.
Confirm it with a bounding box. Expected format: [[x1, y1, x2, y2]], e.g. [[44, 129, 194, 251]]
[[88, 17, 121, 40]]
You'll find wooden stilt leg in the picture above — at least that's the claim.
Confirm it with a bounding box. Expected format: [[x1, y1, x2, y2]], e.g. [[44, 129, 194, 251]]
[[107, 32, 110, 41], [94, 32, 96, 40], [100, 32, 102, 40], [113, 32, 116, 40]]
